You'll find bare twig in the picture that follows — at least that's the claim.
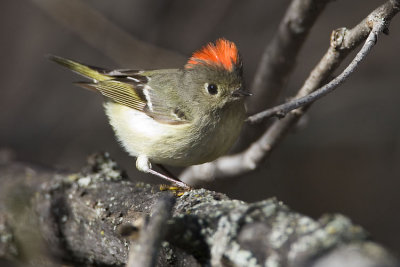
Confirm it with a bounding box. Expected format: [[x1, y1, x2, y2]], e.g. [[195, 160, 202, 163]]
[[28, 0, 186, 67], [247, 22, 382, 123], [127, 193, 176, 267], [249, 0, 331, 114], [238, 0, 330, 155], [180, 0, 400, 185]]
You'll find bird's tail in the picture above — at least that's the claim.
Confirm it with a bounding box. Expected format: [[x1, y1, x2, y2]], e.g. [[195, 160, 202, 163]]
[[48, 55, 110, 82]]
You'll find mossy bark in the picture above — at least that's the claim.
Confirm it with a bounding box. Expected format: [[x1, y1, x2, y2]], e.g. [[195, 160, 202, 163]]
[[0, 153, 397, 267]]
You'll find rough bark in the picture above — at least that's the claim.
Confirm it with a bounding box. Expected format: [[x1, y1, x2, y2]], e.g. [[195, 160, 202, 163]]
[[0, 153, 398, 267]]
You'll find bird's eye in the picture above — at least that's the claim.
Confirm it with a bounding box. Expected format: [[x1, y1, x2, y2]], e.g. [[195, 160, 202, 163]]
[[205, 83, 218, 95]]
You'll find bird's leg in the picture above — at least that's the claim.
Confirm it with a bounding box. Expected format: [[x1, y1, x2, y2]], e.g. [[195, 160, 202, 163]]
[[136, 155, 192, 190], [148, 170, 192, 191], [156, 164, 178, 180], [155, 164, 191, 193]]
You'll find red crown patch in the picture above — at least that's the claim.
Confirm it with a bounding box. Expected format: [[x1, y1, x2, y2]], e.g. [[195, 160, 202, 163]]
[[185, 38, 239, 71]]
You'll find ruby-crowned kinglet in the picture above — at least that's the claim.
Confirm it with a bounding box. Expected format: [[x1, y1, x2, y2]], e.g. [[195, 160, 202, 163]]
[[49, 38, 250, 189]]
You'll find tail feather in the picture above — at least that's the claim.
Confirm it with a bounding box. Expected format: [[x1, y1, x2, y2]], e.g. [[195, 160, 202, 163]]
[[47, 55, 110, 82]]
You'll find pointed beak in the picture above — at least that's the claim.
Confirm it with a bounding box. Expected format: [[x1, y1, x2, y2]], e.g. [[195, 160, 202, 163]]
[[232, 88, 252, 98]]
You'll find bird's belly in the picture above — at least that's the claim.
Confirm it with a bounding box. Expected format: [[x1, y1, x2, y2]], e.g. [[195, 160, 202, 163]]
[[104, 102, 244, 166]]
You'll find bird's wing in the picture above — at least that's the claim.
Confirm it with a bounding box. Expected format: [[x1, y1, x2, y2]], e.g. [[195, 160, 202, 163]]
[[49, 55, 189, 125], [85, 75, 190, 125]]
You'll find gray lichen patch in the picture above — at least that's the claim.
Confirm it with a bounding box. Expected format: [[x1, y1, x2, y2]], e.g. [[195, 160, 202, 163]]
[[287, 214, 367, 266], [0, 215, 18, 260], [78, 152, 124, 186], [170, 190, 371, 267]]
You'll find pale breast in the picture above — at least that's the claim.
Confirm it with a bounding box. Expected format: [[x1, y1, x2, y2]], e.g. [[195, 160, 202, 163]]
[[104, 101, 245, 166]]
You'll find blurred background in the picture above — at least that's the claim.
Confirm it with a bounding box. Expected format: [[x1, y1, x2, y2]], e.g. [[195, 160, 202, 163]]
[[1, 0, 399, 255]]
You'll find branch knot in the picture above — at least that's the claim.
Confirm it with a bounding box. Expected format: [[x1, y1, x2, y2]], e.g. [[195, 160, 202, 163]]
[[330, 27, 347, 49]]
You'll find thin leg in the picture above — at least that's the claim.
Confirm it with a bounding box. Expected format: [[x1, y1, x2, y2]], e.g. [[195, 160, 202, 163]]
[[156, 164, 178, 180], [148, 169, 191, 190], [136, 155, 192, 190]]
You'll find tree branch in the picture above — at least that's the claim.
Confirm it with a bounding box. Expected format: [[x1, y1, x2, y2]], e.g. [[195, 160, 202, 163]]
[[180, 0, 400, 185], [247, 20, 383, 123], [0, 154, 398, 266], [128, 194, 176, 267], [249, 0, 331, 114]]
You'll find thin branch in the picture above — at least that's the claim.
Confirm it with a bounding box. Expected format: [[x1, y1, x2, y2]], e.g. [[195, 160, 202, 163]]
[[249, 0, 331, 114], [127, 193, 176, 267], [248, 0, 400, 123], [180, 0, 400, 185], [247, 22, 382, 123], [29, 0, 186, 68]]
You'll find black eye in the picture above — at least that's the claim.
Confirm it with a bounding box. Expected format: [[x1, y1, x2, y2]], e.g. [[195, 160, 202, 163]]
[[206, 83, 218, 95]]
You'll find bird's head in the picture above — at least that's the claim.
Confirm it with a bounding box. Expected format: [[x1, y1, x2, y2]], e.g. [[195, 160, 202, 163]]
[[183, 39, 250, 111]]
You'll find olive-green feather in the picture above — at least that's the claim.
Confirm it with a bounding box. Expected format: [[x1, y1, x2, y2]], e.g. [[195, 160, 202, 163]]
[[48, 55, 110, 82], [84, 80, 146, 110], [49, 55, 146, 111]]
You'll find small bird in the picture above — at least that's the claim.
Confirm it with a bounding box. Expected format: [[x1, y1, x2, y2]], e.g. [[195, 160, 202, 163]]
[[50, 38, 250, 189]]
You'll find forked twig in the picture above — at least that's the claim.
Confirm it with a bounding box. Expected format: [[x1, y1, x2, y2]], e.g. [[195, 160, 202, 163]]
[[248, 0, 331, 114], [247, 21, 383, 123]]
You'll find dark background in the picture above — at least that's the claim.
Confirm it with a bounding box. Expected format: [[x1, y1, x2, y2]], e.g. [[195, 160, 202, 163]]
[[1, 0, 399, 255]]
